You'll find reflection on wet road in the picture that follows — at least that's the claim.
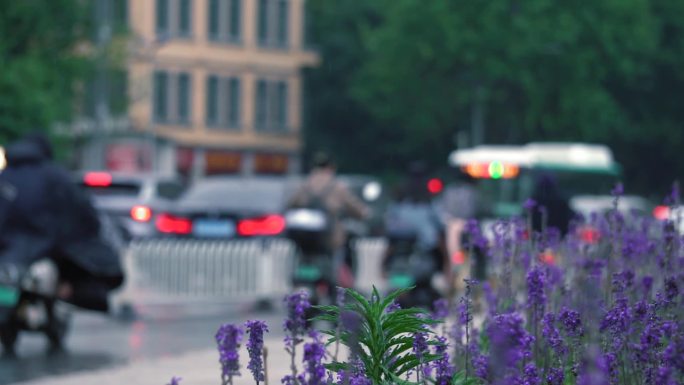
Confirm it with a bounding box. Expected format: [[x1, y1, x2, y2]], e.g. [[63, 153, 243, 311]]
[[0, 302, 285, 384]]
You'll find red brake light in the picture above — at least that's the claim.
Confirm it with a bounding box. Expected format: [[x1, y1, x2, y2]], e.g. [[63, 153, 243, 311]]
[[238, 215, 286, 236], [653, 205, 669, 221], [427, 178, 443, 194], [580, 227, 600, 244], [131, 205, 152, 222], [84, 172, 112, 187], [451, 250, 466, 265], [156, 213, 192, 234]]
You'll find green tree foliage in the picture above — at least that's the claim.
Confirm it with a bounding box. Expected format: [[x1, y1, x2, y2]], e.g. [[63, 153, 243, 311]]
[[306, 0, 684, 194], [0, 0, 92, 144]]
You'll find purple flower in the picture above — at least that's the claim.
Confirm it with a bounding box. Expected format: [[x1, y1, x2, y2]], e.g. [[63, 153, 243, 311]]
[[284, 291, 311, 337], [432, 298, 449, 320], [662, 335, 684, 373], [216, 323, 243, 380], [298, 331, 326, 385], [611, 270, 634, 297], [524, 198, 537, 211], [433, 336, 454, 385], [386, 300, 401, 313], [487, 313, 534, 372], [167, 376, 182, 385], [558, 307, 584, 338], [483, 281, 498, 316], [526, 266, 546, 318], [665, 276, 679, 302], [523, 362, 541, 385], [542, 313, 565, 357], [546, 367, 564, 385], [245, 320, 269, 384], [337, 359, 372, 385], [600, 298, 632, 349], [576, 346, 610, 385], [472, 353, 489, 380], [413, 331, 429, 361], [642, 276, 654, 298], [611, 183, 624, 197]]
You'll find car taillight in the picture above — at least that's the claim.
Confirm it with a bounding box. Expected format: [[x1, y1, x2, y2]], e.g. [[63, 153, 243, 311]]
[[131, 205, 152, 222], [580, 226, 600, 244], [427, 178, 443, 194], [653, 205, 670, 221], [156, 213, 192, 234], [238, 215, 286, 236], [84, 172, 112, 187]]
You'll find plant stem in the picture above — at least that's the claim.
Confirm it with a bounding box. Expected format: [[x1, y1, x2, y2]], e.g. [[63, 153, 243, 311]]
[[263, 346, 269, 385]]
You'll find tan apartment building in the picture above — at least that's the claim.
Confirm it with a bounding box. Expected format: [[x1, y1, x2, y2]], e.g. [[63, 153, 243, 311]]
[[75, 0, 317, 178]]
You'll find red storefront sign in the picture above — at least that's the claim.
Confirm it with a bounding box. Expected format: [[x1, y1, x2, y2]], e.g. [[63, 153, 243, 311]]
[[254, 153, 289, 174], [205, 151, 242, 175]]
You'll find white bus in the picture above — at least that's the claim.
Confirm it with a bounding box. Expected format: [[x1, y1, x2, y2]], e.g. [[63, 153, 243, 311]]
[[448, 142, 623, 218]]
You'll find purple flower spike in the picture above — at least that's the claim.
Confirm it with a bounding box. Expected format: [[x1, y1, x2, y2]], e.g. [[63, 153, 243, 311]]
[[283, 291, 311, 341], [433, 336, 454, 385], [216, 323, 243, 380], [167, 376, 182, 385], [558, 307, 584, 338], [524, 198, 537, 211], [298, 331, 326, 385], [542, 313, 565, 357], [523, 362, 541, 385], [526, 266, 546, 318], [245, 320, 269, 384], [546, 367, 564, 385], [413, 331, 429, 361], [432, 298, 449, 320]]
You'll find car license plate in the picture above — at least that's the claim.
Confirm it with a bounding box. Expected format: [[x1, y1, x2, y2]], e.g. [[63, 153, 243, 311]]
[[193, 219, 235, 237], [295, 265, 322, 281], [389, 274, 415, 289], [0, 286, 19, 306]]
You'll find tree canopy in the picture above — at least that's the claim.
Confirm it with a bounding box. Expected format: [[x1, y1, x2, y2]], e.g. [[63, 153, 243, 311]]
[[305, 0, 684, 195], [0, 0, 92, 144]]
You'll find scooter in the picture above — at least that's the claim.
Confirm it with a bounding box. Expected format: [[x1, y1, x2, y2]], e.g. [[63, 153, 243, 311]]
[[0, 259, 70, 356]]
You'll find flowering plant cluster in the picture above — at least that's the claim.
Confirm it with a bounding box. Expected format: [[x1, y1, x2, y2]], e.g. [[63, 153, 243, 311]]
[[167, 190, 683, 385]]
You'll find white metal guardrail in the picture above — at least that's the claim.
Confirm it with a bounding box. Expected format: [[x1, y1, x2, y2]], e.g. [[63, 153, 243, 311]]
[[111, 237, 388, 311], [113, 239, 296, 308]]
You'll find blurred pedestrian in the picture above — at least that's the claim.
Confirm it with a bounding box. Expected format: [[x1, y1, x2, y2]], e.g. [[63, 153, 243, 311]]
[[529, 173, 575, 237]]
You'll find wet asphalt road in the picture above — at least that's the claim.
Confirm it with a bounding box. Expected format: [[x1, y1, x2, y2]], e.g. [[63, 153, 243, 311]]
[[0, 302, 286, 385]]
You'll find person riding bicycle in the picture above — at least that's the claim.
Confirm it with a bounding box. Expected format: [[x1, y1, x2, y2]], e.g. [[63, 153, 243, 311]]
[[287, 152, 369, 288]]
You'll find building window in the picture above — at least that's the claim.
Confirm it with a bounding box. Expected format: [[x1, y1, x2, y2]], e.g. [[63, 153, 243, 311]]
[[255, 79, 288, 132], [156, 0, 193, 38], [257, 0, 289, 48], [177, 73, 191, 123], [206, 75, 241, 130], [208, 0, 241, 43], [154, 70, 192, 126]]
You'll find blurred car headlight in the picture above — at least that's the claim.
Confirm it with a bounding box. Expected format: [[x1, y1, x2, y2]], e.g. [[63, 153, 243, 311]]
[[363, 182, 382, 202]]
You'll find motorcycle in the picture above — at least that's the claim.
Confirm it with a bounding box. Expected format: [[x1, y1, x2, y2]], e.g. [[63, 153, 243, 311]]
[[0, 259, 70, 356]]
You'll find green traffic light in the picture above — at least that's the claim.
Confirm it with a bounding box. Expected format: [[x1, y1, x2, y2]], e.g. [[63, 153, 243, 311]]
[[489, 161, 504, 179]]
